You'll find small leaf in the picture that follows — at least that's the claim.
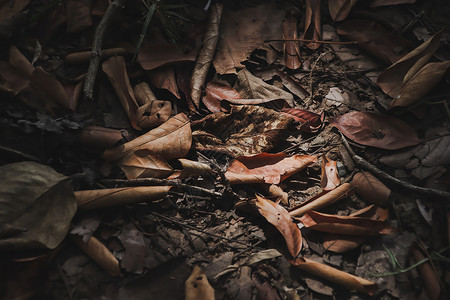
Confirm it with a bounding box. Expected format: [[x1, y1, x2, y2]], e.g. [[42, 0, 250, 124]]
[[320, 155, 340, 191], [304, 0, 321, 50], [282, 12, 301, 69], [147, 66, 180, 99]]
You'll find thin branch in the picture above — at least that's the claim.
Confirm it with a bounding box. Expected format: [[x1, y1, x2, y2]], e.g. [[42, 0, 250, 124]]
[[265, 38, 360, 45], [83, 0, 125, 101]]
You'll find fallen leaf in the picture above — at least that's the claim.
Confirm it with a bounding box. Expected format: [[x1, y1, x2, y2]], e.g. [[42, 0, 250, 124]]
[[329, 0, 357, 21], [31, 67, 73, 111], [0, 61, 29, 95], [66, 0, 92, 33], [65, 48, 130, 64], [75, 186, 172, 210], [202, 82, 241, 113], [411, 242, 441, 300], [281, 108, 324, 133], [377, 30, 443, 97], [351, 172, 391, 207], [255, 195, 302, 258], [103, 113, 192, 161], [299, 210, 395, 235], [185, 266, 215, 300], [221, 98, 290, 111], [116, 149, 174, 180], [234, 69, 294, 106], [214, 3, 287, 74], [370, 0, 416, 7], [134, 82, 172, 128], [320, 155, 340, 191], [191, 105, 293, 157], [169, 158, 213, 179], [78, 126, 129, 150], [0, 162, 77, 250], [289, 183, 353, 217], [304, 0, 321, 50], [291, 257, 377, 295], [336, 20, 411, 65], [252, 275, 282, 300], [226, 153, 316, 185], [266, 184, 289, 206], [0, 0, 30, 22], [118, 224, 147, 274], [190, 4, 223, 108], [224, 266, 253, 300], [71, 235, 122, 277], [147, 66, 180, 98], [282, 12, 301, 70], [331, 111, 420, 150], [391, 61, 450, 107], [62, 81, 82, 111]]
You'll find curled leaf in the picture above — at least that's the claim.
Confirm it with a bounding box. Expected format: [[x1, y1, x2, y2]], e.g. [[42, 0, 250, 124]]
[[329, 0, 357, 21], [78, 126, 129, 150], [320, 155, 340, 191], [202, 81, 241, 113], [304, 0, 321, 50], [134, 82, 172, 128], [282, 12, 301, 69]]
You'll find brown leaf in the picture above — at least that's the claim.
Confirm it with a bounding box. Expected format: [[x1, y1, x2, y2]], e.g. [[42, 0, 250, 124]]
[[266, 184, 289, 206], [377, 30, 443, 97], [289, 183, 354, 217], [134, 82, 172, 128], [336, 20, 412, 65], [185, 266, 215, 300], [221, 98, 290, 111], [71, 235, 122, 277], [117, 224, 147, 274], [66, 0, 92, 33], [282, 13, 301, 70], [0, 61, 30, 95], [168, 158, 213, 179], [370, 0, 416, 7], [391, 61, 450, 107], [328, 0, 357, 21], [281, 108, 324, 133], [411, 242, 441, 300], [138, 41, 199, 71], [255, 195, 302, 258], [78, 126, 129, 150], [299, 210, 395, 235], [75, 186, 172, 210], [320, 155, 340, 191], [191, 105, 293, 157], [214, 3, 287, 74], [116, 149, 174, 180], [202, 82, 241, 113], [226, 153, 316, 185], [103, 113, 192, 161], [291, 257, 377, 295], [65, 48, 130, 64], [331, 111, 420, 150], [147, 66, 180, 99], [62, 81, 82, 111], [0, 0, 30, 22], [351, 172, 391, 207], [190, 4, 223, 108], [304, 0, 321, 50]]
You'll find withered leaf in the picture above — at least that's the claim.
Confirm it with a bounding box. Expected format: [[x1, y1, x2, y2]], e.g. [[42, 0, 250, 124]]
[[134, 82, 172, 128], [329, 0, 357, 21], [226, 153, 316, 185], [185, 266, 215, 300], [191, 105, 294, 157], [304, 0, 321, 50], [282, 13, 301, 70], [0, 0, 30, 22], [66, 0, 92, 33], [336, 20, 411, 65], [118, 224, 147, 274], [78, 126, 129, 150], [281, 108, 324, 133], [352, 172, 391, 207], [255, 195, 302, 258], [331, 111, 420, 150], [169, 159, 213, 179], [103, 113, 192, 161], [411, 242, 441, 300], [190, 4, 223, 108], [377, 30, 443, 97], [202, 81, 241, 113], [0, 61, 29, 95], [117, 149, 174, 180], [370, 0, 416, 7], [320, 155, 340, 191], [147, 66, 180, 99]]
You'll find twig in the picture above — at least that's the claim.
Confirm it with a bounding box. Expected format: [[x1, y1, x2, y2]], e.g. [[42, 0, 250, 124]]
[[100, 178, 222, 198], [0, 145, 38, 161], [83, 0, 125, 101], [341, 134, 450, 200], [265, 38, 360, 45]]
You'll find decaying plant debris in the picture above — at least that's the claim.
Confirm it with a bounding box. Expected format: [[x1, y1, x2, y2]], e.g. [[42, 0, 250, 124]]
[[1, 0, 450, 299]]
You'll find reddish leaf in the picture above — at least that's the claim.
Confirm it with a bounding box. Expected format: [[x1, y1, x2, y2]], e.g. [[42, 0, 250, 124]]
[[331, 111, 420, 150], [320, 155, 340, 191], [281, 108, 324, 133], [202, 82, 241, 113], [255, 195, 302, 258], [351, 172, 391, 207], [147, 66, 180, 99]]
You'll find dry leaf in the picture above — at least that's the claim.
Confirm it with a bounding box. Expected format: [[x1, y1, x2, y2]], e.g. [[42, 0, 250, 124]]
[[169, 158, 213, 179], [71, 235, 122, 277], [190, 3, 223, 108], [147, 66, 180, 98], [185, 266, 215, 300], [31, 67, 73, 111], [329, 0, 358, 21], [75, 186, 172, 210], [255, 195, 302, 258], [299, 210, 395, 235], [66, 0, 92, 33], [118, 224, 147, 274], [0, 162, 77, 250], [202, 82, 241, 113], [289, 183, 353, 217], [62, 81, 82, 111], [370, 0, 416, 7], [291, 257, 377, 295], [78, 126, 129, 150], [336, 20, 411, 65], [226, 153, 316, 185], [281, 108, 324, 133], [103, 113, 192, 161], [0, 0, 30, 21], [282, 12, 301, 70], [214, 3, 287, 74], [352, 172, 391, 207], [134, 82, 172, 128], [304, 0, 321, 50], [320, 155, 340, 191], [191, 105, 293, 157], [116, 149, 174, 179], [331, 111, 420, 150], [411, 242, 441, 300], [65, 48, 130, 64], [377, 30, 443, 97], [0, 61, 30, 95], [221, 98, 290, 111], [265, 184, 289, 206], [391, 61, 450, 107]]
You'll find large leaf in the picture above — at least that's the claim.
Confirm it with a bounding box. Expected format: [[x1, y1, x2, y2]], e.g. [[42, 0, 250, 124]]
[[391, 61, 450, 107], [351, 172, 391, 207], [103, 113, 192, 161], [226, 153, 316, 185], [377, 30, 443, 97], [331, 111, 420, 150], [0, 162, 77, 250], [329, 0, 357, 21], [0, 0, 30, 22], [282, 12, 301, 69], [255, 195, 302, 258]]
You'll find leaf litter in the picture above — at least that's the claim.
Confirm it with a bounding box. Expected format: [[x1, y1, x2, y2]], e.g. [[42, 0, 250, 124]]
[[1, 1, 450, 299]]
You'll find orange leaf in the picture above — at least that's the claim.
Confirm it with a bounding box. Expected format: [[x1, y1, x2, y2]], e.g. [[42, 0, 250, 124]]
[[116, 149, 174, 180], [352, 172, 391, 207], [202, 82, 241, 113], [320, 155, 340, 191], [255, 195, 302, 258]]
